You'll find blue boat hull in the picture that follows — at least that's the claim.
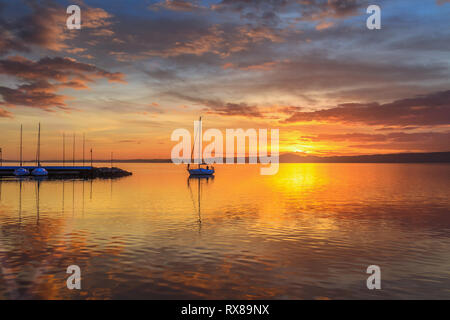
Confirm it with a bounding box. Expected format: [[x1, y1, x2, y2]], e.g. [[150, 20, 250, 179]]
[[32, 167, 48, 176], [188, 168, 214, 176], [14, 168, 30, 176]]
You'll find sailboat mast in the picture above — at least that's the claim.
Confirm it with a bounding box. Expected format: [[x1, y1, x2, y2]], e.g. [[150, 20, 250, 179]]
[[19, 125, 22, 166], [37, 123, 41, 167], [83, 133, 85, 166], [198, 116, 202, 168], [63, 132, 65, 166], [72, 133, 75, 166]]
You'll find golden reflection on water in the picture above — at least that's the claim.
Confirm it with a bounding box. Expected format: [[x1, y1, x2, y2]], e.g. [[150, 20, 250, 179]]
[[0, 163, 449, 299]]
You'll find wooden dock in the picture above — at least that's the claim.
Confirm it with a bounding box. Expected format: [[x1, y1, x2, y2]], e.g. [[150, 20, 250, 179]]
[[0, 166, 132, 178]]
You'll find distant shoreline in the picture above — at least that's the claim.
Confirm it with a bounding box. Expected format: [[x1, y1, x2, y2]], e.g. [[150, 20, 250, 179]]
[[2, 151, 449, 164]]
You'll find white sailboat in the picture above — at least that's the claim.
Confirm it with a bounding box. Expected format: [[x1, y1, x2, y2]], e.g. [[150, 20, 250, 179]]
[[187, 116, 214, 176]]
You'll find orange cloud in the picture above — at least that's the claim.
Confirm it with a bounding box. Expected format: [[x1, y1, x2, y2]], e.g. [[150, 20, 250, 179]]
[[222, 62, 235, 69], [146, 25, 285, 58], [0, 1, 114, 55], [0, 108, 13, 118], [239, 61, 278, 71], [316, 21, 334, 30]]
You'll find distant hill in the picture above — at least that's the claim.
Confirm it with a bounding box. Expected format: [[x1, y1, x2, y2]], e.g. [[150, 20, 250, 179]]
[[279, 151, 450, 163], [4, 152, 450, 164], [119, 152, 450, 163]]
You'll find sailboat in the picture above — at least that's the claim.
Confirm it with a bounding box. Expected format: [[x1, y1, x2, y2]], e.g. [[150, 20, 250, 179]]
[[31, 123, 48, 176], [187, 116, 214, 176], [14, 124, 30, 176]]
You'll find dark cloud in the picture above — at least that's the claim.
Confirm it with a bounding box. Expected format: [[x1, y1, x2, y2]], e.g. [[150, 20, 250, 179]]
[[65, 13, 288, 65], [163, 92, 265, 117], [0, 56, 125, 111], [283, 90, 450, 126], [302, 131, 450, 143], [144, 67, 180, 81], [204, 102, 264, 117], [0, 56, 124, 82], [0, 80, 68, 111], [0, 3, 29, 55], [0, 0, 114, 55], [262, 54, 447, 94], [298, 0, 367, 20], [144, 24, 285, 58], [212, 0, 367, 24], [0, 27, 29, 56], [212, 0, 288, 25], [13, 1, 70, 51], [157, 51, 448, 107]]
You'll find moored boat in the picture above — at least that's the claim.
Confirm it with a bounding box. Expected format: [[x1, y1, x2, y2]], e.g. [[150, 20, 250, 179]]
[[187, 116, 214, 176], [187, 165, 214, 176], [31, 123, 48, 177], [14, 167, 29, 176], [14, 124, 29, 176]]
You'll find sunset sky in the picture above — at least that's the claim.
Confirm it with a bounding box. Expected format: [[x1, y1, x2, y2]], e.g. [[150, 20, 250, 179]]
[[0, 0, 449, 160]]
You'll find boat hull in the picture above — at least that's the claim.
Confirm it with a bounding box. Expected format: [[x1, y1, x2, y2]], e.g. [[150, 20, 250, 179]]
[[188, 168, 214, 176], [14, 168, 29, 176], [31, 167, 48, 176]]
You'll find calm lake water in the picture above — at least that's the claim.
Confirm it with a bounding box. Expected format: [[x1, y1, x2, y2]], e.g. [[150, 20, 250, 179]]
[[0, 163, 449, 299]]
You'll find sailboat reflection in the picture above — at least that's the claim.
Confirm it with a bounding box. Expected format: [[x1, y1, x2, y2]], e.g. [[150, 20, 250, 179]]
[[18, 179, 22, 223], [62, 180, 65, 215], [35, 178, 41, 224], [187, 175, 214, 224]]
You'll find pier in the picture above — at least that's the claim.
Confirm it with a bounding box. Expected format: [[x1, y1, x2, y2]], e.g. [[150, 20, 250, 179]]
[[0, 166, 132, 178]]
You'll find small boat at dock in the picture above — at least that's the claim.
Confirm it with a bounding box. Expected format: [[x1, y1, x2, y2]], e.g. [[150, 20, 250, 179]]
[[14, 168, 29, 176], [32, 167, 48, 176], [0, 124, 132, 179], [31, 123, 48, 177], [14, 125, 29, 176], [0, 166, 132, 178]]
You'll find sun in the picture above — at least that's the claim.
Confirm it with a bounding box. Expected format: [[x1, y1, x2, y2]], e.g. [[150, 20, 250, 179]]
[[293, 145, 314, 154]]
